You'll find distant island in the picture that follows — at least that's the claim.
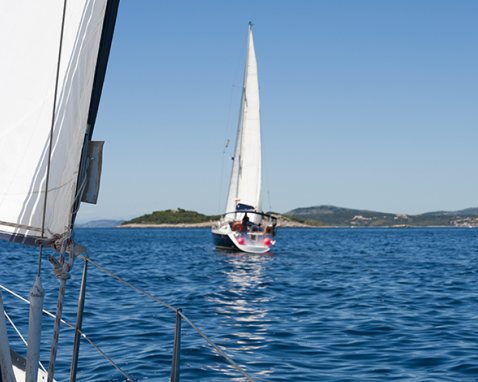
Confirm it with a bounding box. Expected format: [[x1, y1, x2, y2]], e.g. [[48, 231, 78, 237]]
[[77, 219, 124, 228], [120, 208, 220, 228], [79, 206, 478, 229], [286, 205, 478, 227]]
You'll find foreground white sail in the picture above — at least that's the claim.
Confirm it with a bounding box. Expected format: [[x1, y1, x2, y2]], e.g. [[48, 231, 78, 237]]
[[212, 23, 277, 254], [0, 1, 119, 381], [0, 0, 111, 243]]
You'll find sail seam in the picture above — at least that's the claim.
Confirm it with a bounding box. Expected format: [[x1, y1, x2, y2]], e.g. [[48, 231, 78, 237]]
[[0, 178, 77, 197], [0, 221, 43, 233]]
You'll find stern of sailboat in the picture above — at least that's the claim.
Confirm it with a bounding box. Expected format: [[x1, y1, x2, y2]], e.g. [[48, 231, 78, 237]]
[[212, 211, 277, 253]]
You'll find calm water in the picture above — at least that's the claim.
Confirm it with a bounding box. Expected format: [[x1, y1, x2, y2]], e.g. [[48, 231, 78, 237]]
[[1, 228, 478, 381]]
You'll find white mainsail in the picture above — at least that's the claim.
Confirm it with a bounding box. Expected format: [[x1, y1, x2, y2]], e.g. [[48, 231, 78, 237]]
[[0, 0, 109, 243], [225, 23, 262, 216]]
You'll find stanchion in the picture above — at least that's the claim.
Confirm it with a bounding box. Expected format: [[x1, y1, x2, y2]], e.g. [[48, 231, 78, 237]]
[[70, 256, 89, 382], [170, 308, 182, 382]]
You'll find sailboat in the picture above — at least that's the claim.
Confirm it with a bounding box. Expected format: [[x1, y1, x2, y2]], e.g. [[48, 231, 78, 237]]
[[212, 23, 277, 254], [0, 1, 119, 381]]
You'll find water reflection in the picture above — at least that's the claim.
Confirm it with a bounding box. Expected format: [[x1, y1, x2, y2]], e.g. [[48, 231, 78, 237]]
[[207, 252, 274, 378], [224, 252, 271, 287]]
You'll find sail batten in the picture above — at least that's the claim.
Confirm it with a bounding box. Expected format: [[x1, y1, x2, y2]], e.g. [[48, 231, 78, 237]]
[[0, 0, 114, 244], [225, 24, 262, 216]]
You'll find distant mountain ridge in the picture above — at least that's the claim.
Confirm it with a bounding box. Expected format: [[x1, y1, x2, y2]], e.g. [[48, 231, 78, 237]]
[[286, 205, 478, 227], [80, 206, 478, 228], [420, 208, 478, 217], [77, 219, 124, 228]]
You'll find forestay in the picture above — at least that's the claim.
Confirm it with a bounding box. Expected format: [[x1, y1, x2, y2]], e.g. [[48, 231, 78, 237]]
[[225, 24, 262, 217], [0, 0, 109, 243]]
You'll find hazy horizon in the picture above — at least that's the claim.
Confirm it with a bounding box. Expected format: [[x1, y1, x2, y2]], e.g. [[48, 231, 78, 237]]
[[76, 204, 478, 224]]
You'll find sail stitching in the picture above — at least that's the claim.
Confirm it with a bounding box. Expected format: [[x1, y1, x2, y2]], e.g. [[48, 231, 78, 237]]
[[0, 220, 43, 232], [0, 178, 77, 197]]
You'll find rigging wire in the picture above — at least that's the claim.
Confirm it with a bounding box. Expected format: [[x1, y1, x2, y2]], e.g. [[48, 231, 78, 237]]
[[217, 84, 239, 215], [84, 257, 177, 312], [0, 283, 133, 381], [179, 313, 255, 382], [78, 333, 134, 382], [0, 283, 69, 325], [218, 34, 247, 215], [37, 0, 68, 277], [217, 138, 230, 214], [83, 256, 257, 381], [4, 311, 28, 347], [3, 311, 47, 373], [1, 252, 257, 382]]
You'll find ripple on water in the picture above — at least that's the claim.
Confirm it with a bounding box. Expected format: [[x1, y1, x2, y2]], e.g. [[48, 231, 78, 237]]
[[1, 227, 478, 381]]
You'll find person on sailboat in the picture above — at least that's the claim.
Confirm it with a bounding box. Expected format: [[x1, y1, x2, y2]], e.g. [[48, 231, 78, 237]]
[[242, 213, 250, 231]]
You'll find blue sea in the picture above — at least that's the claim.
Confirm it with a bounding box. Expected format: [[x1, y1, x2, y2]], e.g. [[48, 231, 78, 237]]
[[1, 228, 478, 381]]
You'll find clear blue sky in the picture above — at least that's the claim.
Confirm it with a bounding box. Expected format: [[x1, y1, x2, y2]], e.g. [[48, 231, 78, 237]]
[[78, 0, 478, 222]]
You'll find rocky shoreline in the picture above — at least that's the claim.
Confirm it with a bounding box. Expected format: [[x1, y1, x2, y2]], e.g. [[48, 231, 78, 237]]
[[119, 221, 217, 228]]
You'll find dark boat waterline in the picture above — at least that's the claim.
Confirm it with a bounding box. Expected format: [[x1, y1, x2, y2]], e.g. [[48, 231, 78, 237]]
[[212, 232, 237, 251]]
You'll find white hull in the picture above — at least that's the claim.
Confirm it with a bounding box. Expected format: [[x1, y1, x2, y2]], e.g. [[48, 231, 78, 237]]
[[212, 212, 276, 254]]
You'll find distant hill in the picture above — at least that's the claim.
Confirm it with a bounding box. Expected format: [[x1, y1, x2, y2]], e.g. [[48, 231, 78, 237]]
[[76, 219, 124, 228], [286, 205, 478, 227], [420, 208, 478, 217], [84, 206, 478, 228], [122, 208, 220, 225]]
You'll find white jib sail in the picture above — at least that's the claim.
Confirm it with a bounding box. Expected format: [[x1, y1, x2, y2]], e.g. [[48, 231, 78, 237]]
[[0, 0, 108, 242], [225, 24, 262, 217]]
